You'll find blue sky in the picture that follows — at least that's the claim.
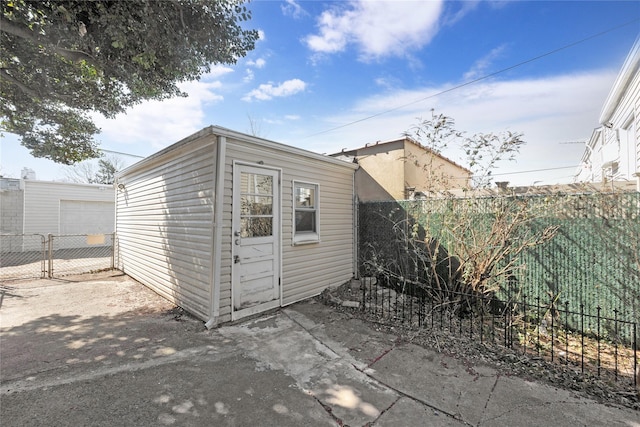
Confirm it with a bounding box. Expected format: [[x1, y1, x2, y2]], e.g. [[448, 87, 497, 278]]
[[1, 0, 639, 186]]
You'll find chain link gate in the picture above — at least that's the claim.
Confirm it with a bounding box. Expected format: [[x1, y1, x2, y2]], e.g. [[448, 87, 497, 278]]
[[47, 233, 115, 278], [0, 233, 115, 281]]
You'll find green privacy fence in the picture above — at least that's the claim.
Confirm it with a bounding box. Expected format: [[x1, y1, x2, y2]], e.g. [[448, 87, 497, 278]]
[[358, 192, 640, 331]]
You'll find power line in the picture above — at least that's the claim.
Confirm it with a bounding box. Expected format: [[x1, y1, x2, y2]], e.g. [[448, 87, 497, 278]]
[[303, 17, 640, 139], [98, 148, 145, 159], [479, 165, 579, 177]]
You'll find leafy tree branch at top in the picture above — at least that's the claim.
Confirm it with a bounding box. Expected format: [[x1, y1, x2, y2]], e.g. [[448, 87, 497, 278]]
[[1, 0, 259, 164]]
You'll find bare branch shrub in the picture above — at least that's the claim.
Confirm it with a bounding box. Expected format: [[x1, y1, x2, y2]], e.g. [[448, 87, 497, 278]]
[[362, 112, 559, 314]]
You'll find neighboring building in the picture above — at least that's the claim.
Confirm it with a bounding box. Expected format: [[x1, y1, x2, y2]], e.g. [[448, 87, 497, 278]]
[[0, 178, 115, 251], [115, 126, 357, 325], [332, 137, 472, 201], [0, 178, 115, 235], [575, 37, 640, 187], [0, 178, 23, 235]]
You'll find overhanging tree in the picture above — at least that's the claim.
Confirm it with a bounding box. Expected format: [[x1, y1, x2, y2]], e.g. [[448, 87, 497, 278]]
[[1, 0, 258, 164], [63, 154, 125, 184]]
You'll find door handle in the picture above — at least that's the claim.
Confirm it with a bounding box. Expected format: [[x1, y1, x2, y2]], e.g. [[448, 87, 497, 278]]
[[234, 255, 240, 264]]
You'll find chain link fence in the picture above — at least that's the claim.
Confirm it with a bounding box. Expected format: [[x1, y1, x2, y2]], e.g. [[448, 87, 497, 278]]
[[0, 234, 47, 280], [0, 233, 115, 281], [359, 192, 640, 333]]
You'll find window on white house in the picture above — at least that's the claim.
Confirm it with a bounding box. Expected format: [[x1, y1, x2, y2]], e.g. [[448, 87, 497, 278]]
[[293, 181, 319, 244]]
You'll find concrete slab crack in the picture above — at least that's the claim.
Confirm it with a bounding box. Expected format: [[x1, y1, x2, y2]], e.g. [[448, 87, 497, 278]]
[[367, 347, 393, 368], [312, 394, 347, 426], [363, 396, 402, 427], [476, 373, 501, 426], [351, 363, 473, 427]]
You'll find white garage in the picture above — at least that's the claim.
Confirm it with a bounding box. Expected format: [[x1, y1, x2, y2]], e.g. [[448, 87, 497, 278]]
[[60, 200, 115, 235], [21, 180, 115, 246]]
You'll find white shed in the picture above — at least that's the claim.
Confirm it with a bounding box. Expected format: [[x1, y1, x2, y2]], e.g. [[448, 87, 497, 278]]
[[115, 126, 358, 325]]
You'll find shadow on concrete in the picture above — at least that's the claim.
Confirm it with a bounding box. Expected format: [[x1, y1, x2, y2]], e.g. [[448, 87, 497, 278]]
[[1, 307, 204, 384]]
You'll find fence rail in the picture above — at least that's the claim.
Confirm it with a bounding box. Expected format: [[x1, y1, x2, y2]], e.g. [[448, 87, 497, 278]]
[[0, 233, 115, 281], [360, 277, 638, 390]]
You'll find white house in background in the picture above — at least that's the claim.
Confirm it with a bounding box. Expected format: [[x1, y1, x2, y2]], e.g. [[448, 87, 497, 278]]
[[0, 178, 115, 251], [575, 37, 640, 187], [115, 126, 357, 325]]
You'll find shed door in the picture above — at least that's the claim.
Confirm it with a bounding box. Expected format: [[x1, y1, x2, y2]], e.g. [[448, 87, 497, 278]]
[[231, 164, 280, 319]]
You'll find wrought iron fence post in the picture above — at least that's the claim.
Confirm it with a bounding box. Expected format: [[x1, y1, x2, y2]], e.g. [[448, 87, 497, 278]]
[[634, 323, 638, 389], [596, 306, 601, 377], [523, 295, 527, 355], [580, 303, 585, 374], [613, 308, 618, 382], [551, 296, 555, 362], [564, 301, 569, 366]]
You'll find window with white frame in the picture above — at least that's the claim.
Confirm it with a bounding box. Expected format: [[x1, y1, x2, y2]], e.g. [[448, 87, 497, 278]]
[[293, 181, 319, 244]]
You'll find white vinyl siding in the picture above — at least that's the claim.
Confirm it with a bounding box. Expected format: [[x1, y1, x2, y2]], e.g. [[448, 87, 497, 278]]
[[115, 126, 356, 324], [60, 201, 114, 235], [116, 142, 216, 320], [23, 180, 114, 235], [224, 138, 355, 310]]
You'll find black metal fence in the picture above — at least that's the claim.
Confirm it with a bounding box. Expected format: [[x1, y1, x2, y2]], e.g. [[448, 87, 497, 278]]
[[361, 276, 638, 390], [358, 192, 640, 336]]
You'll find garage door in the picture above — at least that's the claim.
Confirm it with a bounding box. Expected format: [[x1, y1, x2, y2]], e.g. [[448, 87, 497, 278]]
[[60, 200, 115, 235]]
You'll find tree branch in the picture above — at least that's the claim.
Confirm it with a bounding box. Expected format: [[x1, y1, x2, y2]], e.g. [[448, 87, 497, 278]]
[[0, 68, 38, 98], [0, 16, 98, 66]]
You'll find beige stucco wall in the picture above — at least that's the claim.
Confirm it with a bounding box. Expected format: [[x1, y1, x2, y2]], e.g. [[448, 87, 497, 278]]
[[355, 141, 406, 200], [404, 142, 471, 192], [351, 139, 471, 200]]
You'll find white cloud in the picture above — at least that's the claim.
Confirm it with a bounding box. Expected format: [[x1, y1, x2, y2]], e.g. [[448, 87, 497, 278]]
[[286, 69, 617, 185], [244, 58, 266, 82], [247, 58, 266, 68], [305, 0, 443, 60], [242, 79, 307, 101], [442, 0, 481, 26], [463, 44, 508, 81], [285, 115, 301, 120], [94, 67, 233, 149], [281, 0, 308, 19]]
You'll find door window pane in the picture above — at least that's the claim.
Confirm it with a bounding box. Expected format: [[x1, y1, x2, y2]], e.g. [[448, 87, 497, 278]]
[[241, 196, 273, 215], [240, 217, 273, 238], [240, 172, 274, 238], [240, 173, 273, 195]]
